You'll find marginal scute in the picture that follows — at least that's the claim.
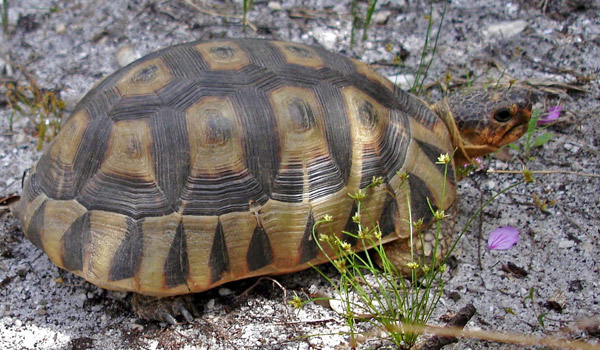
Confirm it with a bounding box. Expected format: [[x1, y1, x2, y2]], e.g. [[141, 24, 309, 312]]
[[183, 215, 219, 289], [18, 193, 48, 247], [164, 221, 188, 288], [116, 58, 172, 97], [195, 41, 249, 70], [209, 220, 229, 283], [40, 200, 88, 269], [85, 210, 137, 292], [138, 213, 189, 295], [246, 226, 273, 271], [298, 212, 318, 264], [22, 196, 48, 250], [219, 211, 260, 277], [61, 211, 91, 271]]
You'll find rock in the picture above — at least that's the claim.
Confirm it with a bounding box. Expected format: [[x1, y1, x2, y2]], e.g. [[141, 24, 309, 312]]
[[558, 240, 576, 249], [267, 1, 282, 11], [116, 46, 139, 67], [483, 20, 527, 38], [372, 10, 392, 24]]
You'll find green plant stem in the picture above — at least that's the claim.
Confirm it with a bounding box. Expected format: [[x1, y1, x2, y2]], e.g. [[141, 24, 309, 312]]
[[1, 0, 8, 34]]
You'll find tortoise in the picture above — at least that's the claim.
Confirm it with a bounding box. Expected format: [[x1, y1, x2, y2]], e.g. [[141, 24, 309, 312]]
[[14, 39, 531, 323]]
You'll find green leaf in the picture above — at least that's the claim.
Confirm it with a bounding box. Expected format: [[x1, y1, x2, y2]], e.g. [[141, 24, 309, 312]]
[[537, 313, 546, 328], [507, 143, 521, 152], [526, 114, 538, 135], [533, 132, 553, 147]]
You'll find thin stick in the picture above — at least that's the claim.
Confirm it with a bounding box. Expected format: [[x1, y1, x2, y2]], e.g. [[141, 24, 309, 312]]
[[389, 322, 598, 350], [488, 169, 600, 178]]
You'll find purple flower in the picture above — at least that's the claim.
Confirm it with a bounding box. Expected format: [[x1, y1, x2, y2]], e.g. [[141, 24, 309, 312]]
[[537, 105, 561, 125], [488, 226, 519, 250]]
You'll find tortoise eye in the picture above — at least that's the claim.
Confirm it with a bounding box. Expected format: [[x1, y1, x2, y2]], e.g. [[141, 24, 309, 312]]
[[493, 108, 513, 123]]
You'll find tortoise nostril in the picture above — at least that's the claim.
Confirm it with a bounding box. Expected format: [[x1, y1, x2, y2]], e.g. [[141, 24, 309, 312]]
[[493, 108, 513, 123]]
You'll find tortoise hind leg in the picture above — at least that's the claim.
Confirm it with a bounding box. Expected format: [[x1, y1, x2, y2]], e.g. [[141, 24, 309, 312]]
[[131, 294, 199, 324]]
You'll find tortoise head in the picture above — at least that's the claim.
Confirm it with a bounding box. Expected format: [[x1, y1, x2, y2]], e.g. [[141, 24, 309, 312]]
[[432, 89, 533, 166]]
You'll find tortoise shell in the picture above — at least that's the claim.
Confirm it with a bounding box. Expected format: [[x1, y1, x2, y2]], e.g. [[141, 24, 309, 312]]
[[16, 39, 456, 296]]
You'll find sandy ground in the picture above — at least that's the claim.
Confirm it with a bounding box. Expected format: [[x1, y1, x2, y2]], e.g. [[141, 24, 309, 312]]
[[0, 0, 599, 349]]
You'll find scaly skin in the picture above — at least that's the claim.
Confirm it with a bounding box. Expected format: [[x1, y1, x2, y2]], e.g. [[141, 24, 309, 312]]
[[431, 88, 533, 166]]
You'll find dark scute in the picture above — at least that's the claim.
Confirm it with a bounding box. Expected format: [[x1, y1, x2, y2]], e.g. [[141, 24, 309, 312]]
[[150, 108, 189, 210], [233, 85, 280, 199], [270, 64, 322, 87], [108, 218, 143, 281], [209, 221, 230, 283], [271, 163, 304, 203], [285, 45, 312, 58], [378, 116, 410, 182], [131, 65, 158, 83], [299, 213, 318, 264], [407, 174, 436, 225], [246, 226, 273, 271], [181, 170, 267, 216], [107, 95, 163, 121], [358, 100, 378, 128], [162, 46, 209, 79], [315, 81, 352, 185], [72, 117, 112, 196], [358, 148, 383, 188], [61, 212, 91, 271], [22, 172, 43, 203], [24, 200, 47, 250], [358, 118, 410, 187], [164, 221, 189, 288], [378, 188, 397, 237], [288, 98, 316, 131], [341, 201, 359, 246], [77, 174, 173, 220], [36, 115, 112, 201], [414, 140, 455, 185], [307, 155, 345, 201], [210, 46, 236, 59]]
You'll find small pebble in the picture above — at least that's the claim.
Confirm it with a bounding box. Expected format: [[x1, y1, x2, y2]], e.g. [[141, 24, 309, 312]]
[[218, 287, 233, 296], [14, 319, 22, 327], [563, 143, 580, 153], [117, 46, 140, 67], [372, 10, 392, 24], [55, 23, 67, 34], [131, 323, 144, 331], [558, 240, 576, 249], [205, 298, 216, 310], [267, 1, 281, 10], [483, 20, 527, 38]]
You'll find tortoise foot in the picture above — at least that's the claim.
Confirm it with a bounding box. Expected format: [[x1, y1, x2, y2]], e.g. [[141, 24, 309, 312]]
[[131, 294, 199, 324]]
